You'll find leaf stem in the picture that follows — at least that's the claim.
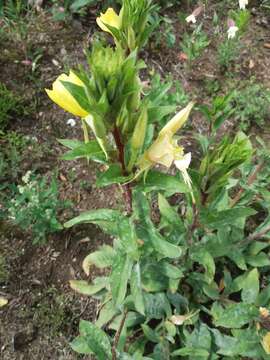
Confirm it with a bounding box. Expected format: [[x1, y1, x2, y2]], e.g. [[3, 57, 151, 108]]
[[112, 308, 128, 360]]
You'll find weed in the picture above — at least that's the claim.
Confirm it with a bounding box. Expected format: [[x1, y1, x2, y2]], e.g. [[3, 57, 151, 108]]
[[6, 172, 71, 245], [232, 81, 270, 130], [181, 24, 210, 63], [152, 15, 176, 48], [0, 83, 25, 132], [217, 38, 242, 70]]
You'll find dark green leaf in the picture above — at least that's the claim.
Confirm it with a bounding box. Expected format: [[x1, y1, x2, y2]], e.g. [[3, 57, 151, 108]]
[[96, 164, 132, 187], [61, 140, 107, 163], [76, 320, 112, 359]]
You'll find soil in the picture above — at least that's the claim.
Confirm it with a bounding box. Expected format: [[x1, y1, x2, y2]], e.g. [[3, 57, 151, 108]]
[[0, 1, 270, 359]]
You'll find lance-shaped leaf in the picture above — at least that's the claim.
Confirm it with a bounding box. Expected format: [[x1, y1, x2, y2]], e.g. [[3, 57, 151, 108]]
[[64, 209, 124, 236], [110, 254, 133, 307], [130, 262, 145, 315], [61, 140, 107, 163], [70, 320, 112, 359]]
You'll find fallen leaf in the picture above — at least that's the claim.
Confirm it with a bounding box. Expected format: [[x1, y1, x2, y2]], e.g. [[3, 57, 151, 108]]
[[0, 297, 8, 307]]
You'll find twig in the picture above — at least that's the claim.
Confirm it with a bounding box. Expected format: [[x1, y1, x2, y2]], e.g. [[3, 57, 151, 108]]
[[242, 225, 270, 246], [230, 162, 264, 207], [112, 308, 128, 360]]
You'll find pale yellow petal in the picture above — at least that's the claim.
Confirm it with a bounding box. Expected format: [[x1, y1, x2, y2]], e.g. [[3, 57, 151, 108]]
[[262, 332, 270, 354], [147, 135, 175, 167], [45, 73, 89, 117], [159, 102, 194, 137], [0, 297, 8, 307], [96, 8, 121, 33]]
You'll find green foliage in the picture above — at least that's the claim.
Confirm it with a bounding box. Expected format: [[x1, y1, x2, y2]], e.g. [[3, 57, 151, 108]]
[[144, 72, 190, 128], [45, 1, 270, 358], [217, 38, 241, 70], [6, 172, 70, 244], [152, 15, 176, 48], [50, 0, 99, 21], [0, 256, 9, 283], [228, 9, 250, 33], [232, 81, 270, 130], [0, 83, 25, 132], [181, 24, 210, 63]]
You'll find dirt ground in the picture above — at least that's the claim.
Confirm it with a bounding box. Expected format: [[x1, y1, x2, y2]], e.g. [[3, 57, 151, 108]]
[[0, 1, 270, 359]]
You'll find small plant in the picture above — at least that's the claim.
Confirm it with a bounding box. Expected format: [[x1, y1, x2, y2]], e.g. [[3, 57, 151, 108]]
[[181, 24, 210, 64], [228, 8, 250, 33], [6, 172, 70, 245], [50, 0, 99, 21], [217, 38, 241, 70], [232, 81, 270, 130], [144, 72, 190, 128], [152, 15, 176, 48], [0, 83, 24, 132]]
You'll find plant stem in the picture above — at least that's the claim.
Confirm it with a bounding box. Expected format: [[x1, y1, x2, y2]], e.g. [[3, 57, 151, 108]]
[[112, 308, 128, 360], [113, 126, 132, 214], [230, 162, 264, 207], [242, 225, 270, 246], [187, 202, 199, 245]]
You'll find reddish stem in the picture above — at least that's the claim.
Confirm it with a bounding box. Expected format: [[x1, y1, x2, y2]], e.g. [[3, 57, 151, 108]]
[[112, 126, 132, 214]]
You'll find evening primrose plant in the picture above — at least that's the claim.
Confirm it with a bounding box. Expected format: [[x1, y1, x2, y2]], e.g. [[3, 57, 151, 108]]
[[46, 1, 270, 359]]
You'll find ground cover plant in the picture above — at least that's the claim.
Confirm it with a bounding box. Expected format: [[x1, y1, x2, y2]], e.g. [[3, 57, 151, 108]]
[[1, 0, 270, 359]]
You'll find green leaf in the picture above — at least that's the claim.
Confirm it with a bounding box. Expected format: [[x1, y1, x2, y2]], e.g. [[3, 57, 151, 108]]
[[228, 249, 247, 270], [61, 81, 91, 112], [200, 207, 256, 229], [70, 0, 96, 12], [138, 170, 189, 195], [61, 140, 107, 163], [246, 253, 270, 267], [117, 218, 138, 258], [211, 302, 258, 328], [191, 248, 215, 284], [57, 138, 83, 149], [256, 284, 270, 306], [70, 278, 108, 296], [96, 300, 118, 328], [70, 336, 93, 354], [212, 328, 263, 357], [158, 260, 183, 280], [158, 193, 184, 231], [171, 348, 209, 357], [144, 292, 171, 319], [110, 254, 133, 307], [141, 324, 160, 343], [64, 209, 123, 236], [82, 245, 116, 276], [241, 268, 259, 304], [130, 263, 145, 315], [76, 320, 112, 359], [139, 224, 182, 259], [96, 164, 132, 187]]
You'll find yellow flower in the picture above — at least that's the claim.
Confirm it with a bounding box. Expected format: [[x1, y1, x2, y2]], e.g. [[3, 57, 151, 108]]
[[96, 8, 122, 34], [139, 102, 194, 170], [45, 71, 89, 117], [262, 332, 270, 354]]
